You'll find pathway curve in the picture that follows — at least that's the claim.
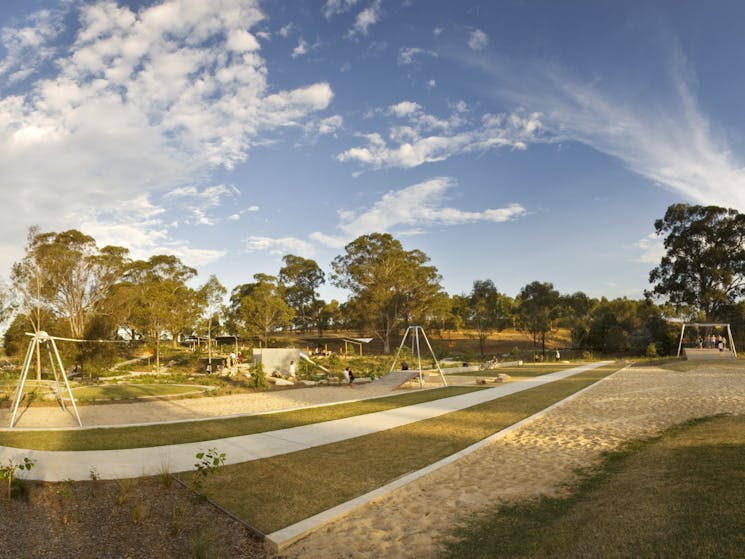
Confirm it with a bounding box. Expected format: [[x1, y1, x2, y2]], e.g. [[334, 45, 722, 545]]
[[281, 364, 745, 559], [0, 362, 610, 481]]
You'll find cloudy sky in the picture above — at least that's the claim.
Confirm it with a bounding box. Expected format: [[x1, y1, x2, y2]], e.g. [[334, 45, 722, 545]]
[[2, 0, 744, 302]]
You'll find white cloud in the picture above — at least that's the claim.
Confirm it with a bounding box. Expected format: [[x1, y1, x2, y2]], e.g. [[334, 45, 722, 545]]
[[243, 236, 316, 255], [398, 47, 437, 65], [634, 233, 665, 264], [228, 205, 260, 220], [292, 38, 308, 58], [250, 178, 526, 255], [338, 104, 543, 170], [0, 0, 333, 273], [477, 49, 745, 211], [164, 184, 239, 225], [323, 0, 361, 19], [318, 115, 344, 135], [0, 8, 66, 84], [347, 0, 382, 38], [335, 177, 526, 239], [468, 29, 489, 50], [389, 101, 421, 118], [278, 23, 294, 38]]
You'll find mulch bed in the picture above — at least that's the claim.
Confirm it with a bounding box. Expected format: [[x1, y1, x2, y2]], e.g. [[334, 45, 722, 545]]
[[0, 476, 266, 558]]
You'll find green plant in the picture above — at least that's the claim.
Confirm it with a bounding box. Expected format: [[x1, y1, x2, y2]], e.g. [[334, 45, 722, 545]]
[[0, 456, 35, 499], [192, 448, 226, 490], [248, 361, 267, 389]]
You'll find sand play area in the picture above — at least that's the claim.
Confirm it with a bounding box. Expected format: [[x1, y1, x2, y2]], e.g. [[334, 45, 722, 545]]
[[281, 363, 745, 558], [1, 362, 744, 558]]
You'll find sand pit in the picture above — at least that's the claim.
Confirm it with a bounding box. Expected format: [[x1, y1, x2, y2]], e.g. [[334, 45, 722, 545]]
[[281, 364, 745, 559]]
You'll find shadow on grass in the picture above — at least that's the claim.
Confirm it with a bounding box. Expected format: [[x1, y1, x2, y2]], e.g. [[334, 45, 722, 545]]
[[442, 414, 745, 559]]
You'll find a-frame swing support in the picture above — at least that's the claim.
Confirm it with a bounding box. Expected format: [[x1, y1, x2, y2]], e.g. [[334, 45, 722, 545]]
[[9, 332, 83, 428], [676, 322, 737, 358], [389, 326, 447, 388]]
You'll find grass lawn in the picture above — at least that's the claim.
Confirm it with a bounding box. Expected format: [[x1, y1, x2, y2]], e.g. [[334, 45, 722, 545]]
[[188, 362, 623, 534], [443, 414, 745, 559], [70, 383, 210, 402], [0, 386, 482, 451], [454, 363, 581, 378]]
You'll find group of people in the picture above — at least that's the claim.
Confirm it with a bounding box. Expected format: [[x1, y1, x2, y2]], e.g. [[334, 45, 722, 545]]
[[696, 334, 728, 351]]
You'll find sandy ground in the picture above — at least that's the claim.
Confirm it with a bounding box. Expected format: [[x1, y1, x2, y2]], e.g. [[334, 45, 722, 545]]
[[0, 383, 409, 428], [0, 370, 469, 428], [281, 364, 745, 559]]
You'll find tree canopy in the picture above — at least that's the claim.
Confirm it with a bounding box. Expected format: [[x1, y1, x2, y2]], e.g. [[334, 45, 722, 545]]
[[648, 204, 745, 320], [331, 233, 442, 353]]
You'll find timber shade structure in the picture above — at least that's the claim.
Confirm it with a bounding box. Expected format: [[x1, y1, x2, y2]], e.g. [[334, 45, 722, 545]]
[[676, 323, 737, 359]]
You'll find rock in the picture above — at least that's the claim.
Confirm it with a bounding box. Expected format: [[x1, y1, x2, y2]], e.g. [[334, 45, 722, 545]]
[[273, 378, 295, 386]]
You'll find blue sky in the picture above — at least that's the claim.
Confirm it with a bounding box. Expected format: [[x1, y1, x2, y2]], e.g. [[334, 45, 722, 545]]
[[1, 0, 744, 303]]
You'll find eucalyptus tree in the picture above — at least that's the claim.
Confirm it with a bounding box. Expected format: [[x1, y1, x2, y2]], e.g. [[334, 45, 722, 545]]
[[516, 281, 562, 358], [331, 233, 443, 353], [229, 274, 294, 346], [11, 227, 130, 378], [648, 204, 745, 320], [279, 254, 325, 332], [466, 280, 513, 357], [125, 255, 198, 371], [197, 275, 226, 368], [11, 228, 129, 338]]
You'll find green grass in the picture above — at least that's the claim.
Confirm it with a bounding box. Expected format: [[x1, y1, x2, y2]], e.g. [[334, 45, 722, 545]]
[[443, 414, 745, 559], [454, 363, 581, 377], [0, 386, 482, 451], [189, 362, 623, 533], [70, 383, 209, 402]]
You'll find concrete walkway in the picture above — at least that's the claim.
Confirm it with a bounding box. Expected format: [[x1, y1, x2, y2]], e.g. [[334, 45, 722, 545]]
[[0, 362, 611, 481]]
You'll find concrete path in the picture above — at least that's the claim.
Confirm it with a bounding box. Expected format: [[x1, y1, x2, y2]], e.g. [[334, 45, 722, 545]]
[[0, 362, 611, 481]]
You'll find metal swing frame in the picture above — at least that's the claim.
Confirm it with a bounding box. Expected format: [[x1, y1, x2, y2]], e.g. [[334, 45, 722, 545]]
[[676, 322, 737, 358], [9, 332, 83, 428], [389, 325, 448, 388]]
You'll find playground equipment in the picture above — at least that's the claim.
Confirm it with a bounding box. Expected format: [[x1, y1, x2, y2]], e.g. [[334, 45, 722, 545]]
[[676, 322, 737, 359], [389, 326, 447, 389], [9, 332, 83, 428]]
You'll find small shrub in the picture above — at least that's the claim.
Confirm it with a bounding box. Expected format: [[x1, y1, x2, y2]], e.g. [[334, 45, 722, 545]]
[[0, 457, 35, 500], [192, 448, 226, 491], [132, 502, 147, 524], [115, 478, 132, 506], [646, 342, 658, 358], [248, 361, 268, 389]]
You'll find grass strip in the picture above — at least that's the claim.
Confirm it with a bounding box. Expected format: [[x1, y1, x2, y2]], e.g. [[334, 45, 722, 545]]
[[442, 414, 745, 559], [71, 384, 208, 401], [455, 363, 579, 377], [189, 362, 623, 534], [0, 386, 481, 451]]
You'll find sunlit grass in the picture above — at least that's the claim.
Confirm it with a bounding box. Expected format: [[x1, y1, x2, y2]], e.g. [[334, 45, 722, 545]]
[[0, 386, 481, 451], [443, 414, 745, 558], [188, 362, 623, 533]]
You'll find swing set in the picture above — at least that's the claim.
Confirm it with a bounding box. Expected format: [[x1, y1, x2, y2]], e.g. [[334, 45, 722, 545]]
[[675, 322, 737, 359], [8, 331, 88, 428]]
